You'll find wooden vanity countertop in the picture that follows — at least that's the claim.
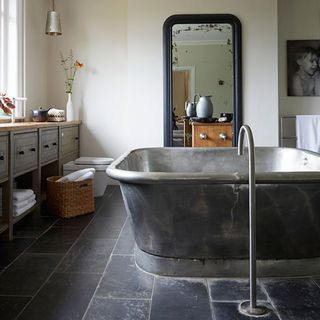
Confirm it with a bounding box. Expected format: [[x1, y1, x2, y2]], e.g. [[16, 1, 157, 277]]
[[0, 121, 81, 132]]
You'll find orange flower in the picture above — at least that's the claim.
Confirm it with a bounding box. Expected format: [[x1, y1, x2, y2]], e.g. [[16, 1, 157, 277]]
[[75, 60, 84, 69]]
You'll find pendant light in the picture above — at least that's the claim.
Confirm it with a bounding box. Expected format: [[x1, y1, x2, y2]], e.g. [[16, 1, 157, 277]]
[[45, 0, 62, 36]]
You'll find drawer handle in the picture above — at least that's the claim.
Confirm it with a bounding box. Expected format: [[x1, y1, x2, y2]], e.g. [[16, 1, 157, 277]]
[[52, 142, 57, 146], [0, 155, 4, 160], [19, 151, 25, 155], [219, 132, 227, 140], [199, 133, 207, 140], [44, 144, 50, 148], [75, 137, 79, 140], [30, 147, 36, 152]]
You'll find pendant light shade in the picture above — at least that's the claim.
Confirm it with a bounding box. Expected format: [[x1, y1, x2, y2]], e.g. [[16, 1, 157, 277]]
[[45, 0, 62, 36]]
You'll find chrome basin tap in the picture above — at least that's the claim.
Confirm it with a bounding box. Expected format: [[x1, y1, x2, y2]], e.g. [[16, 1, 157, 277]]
[[238, 125, 269, 317]]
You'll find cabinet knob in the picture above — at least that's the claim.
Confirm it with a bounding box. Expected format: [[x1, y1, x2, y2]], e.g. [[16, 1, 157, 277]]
[[75, 137, 79, 140], [52, 142, 57, 146], [199, 133, 207, 140], [44, 144, 49, 148], [30, 147, 36, 152], [19, 150, 24, 155], [0, 155, 4, 160], [219, 132, 227, 140]]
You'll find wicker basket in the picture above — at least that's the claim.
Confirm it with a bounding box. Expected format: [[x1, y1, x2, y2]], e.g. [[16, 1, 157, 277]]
[[46, 176, 94, 218]]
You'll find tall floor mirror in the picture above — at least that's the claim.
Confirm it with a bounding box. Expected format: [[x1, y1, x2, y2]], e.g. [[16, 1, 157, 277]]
[[163, 14, 242, 147]]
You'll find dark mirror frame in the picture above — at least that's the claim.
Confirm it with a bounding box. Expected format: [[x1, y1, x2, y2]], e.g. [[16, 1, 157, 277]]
[[163, 14, 242, 146]]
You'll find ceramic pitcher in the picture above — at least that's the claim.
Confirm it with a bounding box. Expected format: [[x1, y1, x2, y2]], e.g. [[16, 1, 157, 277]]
[[196, 95, 213, 118], [184, 101, 196, 117]]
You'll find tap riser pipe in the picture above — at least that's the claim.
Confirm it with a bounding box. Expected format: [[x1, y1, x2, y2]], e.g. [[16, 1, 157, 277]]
[[238, 125, 270, 317]]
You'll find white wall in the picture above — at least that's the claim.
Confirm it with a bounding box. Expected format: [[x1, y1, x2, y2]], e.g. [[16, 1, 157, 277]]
[[25, 0, 279, 158], [46, 0, 128, 159], [25, 0, 49, 116], [128, 0, 279, 147], [278, 0, 320, 117]]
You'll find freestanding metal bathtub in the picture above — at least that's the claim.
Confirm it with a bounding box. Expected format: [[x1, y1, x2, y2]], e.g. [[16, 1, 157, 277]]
[[107, 147, 320, 277]]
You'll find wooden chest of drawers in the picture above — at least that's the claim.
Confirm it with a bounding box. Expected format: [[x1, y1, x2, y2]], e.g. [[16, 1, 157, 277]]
[[192, 122, 232, 147]]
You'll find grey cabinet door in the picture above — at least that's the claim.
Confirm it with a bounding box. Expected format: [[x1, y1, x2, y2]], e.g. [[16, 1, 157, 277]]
[[60, 126, 79, 158], [40, 127, 58, 165], [0, 134, 8, 180], [13, 131, 38, 176]]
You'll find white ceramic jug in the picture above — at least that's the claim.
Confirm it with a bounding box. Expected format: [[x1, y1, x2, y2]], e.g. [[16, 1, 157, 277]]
[[196, 95, 213, 118], [184, 101, 196, 117]]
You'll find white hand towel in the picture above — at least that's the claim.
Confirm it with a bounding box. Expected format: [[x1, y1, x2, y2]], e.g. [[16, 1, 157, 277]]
[[296, 115, 320, 153], [13, 189, 34, 202], [56, 168, 95, 182], [13, 199, 36, 217], [13, 194, 36, 210], [75, 171, 94, 181]]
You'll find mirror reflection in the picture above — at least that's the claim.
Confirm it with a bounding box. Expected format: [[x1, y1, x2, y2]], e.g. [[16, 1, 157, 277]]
[[171, 23, 234, 147], [172, 24, 233, 118]]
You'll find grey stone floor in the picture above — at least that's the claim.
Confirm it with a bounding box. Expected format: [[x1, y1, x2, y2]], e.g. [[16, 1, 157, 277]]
[[0, 186, 320, 319]]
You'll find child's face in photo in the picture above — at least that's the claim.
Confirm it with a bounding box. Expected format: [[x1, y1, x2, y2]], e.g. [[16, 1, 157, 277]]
[[298, 53, 318, 76]]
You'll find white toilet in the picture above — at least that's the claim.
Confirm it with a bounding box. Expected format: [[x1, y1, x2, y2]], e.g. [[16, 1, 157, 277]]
[[63, 157, 114, 197]]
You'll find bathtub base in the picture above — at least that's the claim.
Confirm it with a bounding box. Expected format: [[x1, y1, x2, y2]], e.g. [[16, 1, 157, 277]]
[[135, 247, 320, 277]]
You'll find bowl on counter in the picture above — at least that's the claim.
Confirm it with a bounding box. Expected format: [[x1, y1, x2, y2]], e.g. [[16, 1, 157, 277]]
[[31, 107, 50, 122]]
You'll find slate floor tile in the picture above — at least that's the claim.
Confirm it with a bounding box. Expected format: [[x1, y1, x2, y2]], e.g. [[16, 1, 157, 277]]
[[276, 307, 320, 320], [0, 296, 31, 320], [208, 279, 267, 302], [84, 297, 150, 320], [96, 255, 154, 299], [263, 278, 320, 309], [26, 226, 83, 253], [113, 219, 135, 255], [53, 213, 94, 228], [212, 302, 279, 320], [0, 238, 34, 269], [14, 216, 58, 238], [57, 238, 116, 273], [81, 215, 126, 239], [17, 272, 100, 320], [150, 278, 212, 320], [95, 188, 127, 218], [0, 253, 63, 295]]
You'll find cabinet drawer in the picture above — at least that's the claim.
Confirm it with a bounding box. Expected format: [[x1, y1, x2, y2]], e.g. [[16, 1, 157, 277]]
[[192, 123, 232, 147], [60, 126, 79, 157], [13, 132, 38, 175], [0, 135, 8, 179], [41, 128, 58, 165]]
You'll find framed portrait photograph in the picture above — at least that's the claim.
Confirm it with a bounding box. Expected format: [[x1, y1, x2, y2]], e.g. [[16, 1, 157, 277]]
[[287, 40, 320, 96]]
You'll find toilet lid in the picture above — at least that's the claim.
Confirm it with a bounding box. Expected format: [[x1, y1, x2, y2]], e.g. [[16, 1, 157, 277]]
[[74, 157, 114, 165]]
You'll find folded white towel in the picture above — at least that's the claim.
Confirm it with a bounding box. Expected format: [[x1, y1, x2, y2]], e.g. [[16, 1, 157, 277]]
[[13, 199, 36, 217], [13, 189, 34, 202], [13, 194, 36, 210], [56, 168, 95, 183], [296, 115, 320, 152], [75, 171, 94, 181]]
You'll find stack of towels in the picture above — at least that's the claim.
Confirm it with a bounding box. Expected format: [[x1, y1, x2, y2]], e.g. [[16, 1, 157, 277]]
[[56, 168, 95, 182], [13, 189, 36, 217]]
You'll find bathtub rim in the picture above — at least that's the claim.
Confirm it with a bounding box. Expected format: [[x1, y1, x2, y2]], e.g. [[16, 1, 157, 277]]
[[107, 147, 320, 184]]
